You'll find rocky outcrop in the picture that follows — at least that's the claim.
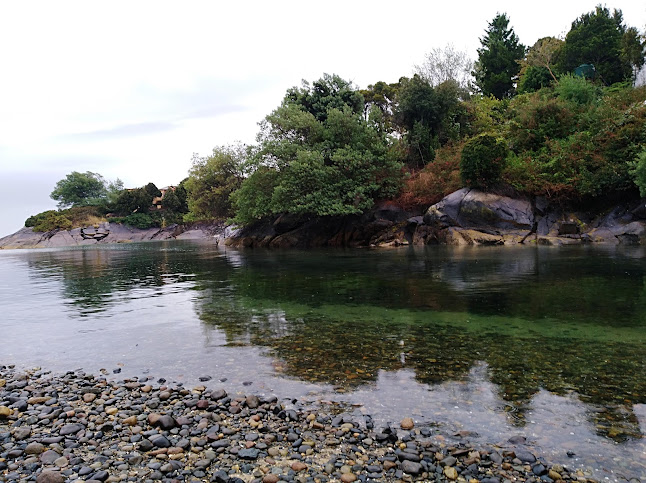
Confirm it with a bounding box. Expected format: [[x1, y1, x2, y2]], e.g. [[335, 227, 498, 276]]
[[226, 209, 411, 249], [0, 221, 225, 250], [419, 188, 646, 246], [227, 190, 646, 248], [5, 192, 646, 250]]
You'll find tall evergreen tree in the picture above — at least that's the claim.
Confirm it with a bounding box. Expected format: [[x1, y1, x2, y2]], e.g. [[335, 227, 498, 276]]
[[557, 6, 639, 85], [473, 13, 525, 99]]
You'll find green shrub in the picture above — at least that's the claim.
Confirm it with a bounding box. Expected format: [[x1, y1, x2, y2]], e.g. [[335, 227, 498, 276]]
[[122, 213, 158, 229], [555, 74, 602, 106], [630, 149, 646, 197], [25, 210, 57, 227], [31, 211, 73, 232], [460, 134, 508, 189], [508, 93, 575, 152], [230, 167, 279, 225]]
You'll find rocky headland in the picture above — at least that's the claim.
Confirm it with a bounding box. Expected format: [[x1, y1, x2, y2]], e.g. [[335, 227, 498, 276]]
[[226, 189, 646, 249], [0, 222, 225, 250], [1, 365, 596, 483], [3, 189, 646, 250]]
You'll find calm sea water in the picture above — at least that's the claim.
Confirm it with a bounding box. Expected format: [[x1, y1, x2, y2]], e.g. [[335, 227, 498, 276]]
[[1, 241, 646, 479]]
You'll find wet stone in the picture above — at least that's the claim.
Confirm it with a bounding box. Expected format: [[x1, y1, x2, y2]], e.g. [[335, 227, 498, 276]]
[[402, 460, 423, 475], [238, 448, 259, 460]]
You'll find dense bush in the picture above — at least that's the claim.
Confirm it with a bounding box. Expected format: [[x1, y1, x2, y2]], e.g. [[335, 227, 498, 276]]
[[460, 134, 508, 189], [554, 75, 602, 106], [30, 211, 73, 232], [111, 213, 161, 229], [508, 93, 575, 152]]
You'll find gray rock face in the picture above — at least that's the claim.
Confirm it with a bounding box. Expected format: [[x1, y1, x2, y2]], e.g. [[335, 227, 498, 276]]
[[424, 188, 533, 230], [0, 221, 225, 250]]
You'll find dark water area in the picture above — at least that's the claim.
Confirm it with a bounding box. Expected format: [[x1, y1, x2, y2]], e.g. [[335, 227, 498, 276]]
[[1, 241, 646, 479]]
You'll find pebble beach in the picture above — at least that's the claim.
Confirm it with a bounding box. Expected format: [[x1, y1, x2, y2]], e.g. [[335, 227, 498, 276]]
[[1, 365, 600, 483]]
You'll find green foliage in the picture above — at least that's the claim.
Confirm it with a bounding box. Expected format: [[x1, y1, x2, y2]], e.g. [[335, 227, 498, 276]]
[[122, 213, 158, 229], [31, 211, 73, 232], [285, 74, 363, 122], [26, 206, 104, 231], [508, 92, 575, 152], [106, 178, 124, 204], [360, 81, 399, 134], [621, 27, 646, 81], [473, 13, 526, 99], [233, 74, 403, 225], [25, 210, 57, 228], [160, 187, 185, 214], [518, 66, 554, 94], [185, 144, 246, 220], [460, 134, 508, 189], [112, 188, 153, 216], [554, 74, 602, 105], [393, 75, 468, 167], [230, 168, 279, 224], [144, 182, 162, 198], [557, 6, 635, 85], [630, 149, 646, 197], [503, 84, 646, 198], [468, 95, 509, 138], [50, 171, 108, 208]]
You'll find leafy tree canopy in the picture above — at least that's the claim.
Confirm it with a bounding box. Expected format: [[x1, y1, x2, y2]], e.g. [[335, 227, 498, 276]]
[[184, 144, 247, 220], [393, 75, 469, 167], [233, 74, 403, 224], [283, 73, 363, 123], [50, 171, 108, 208], [473, 13, 526, 99], [112, 187, 154, 216], [521, 37, 563, 85], [144, 182, 162, 198], [557, 6, 641, 85]]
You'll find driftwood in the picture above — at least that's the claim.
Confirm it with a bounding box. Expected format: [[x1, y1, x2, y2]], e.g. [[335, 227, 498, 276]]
[[80, 228, 109, 241]]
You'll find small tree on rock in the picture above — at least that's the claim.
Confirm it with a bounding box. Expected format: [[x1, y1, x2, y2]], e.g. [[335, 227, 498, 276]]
[[460, 134, 508, 189]]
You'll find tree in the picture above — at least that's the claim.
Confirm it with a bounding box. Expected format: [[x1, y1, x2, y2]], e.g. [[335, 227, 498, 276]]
[[393, 75, 468, 167], [414, 44, 474, 95], [557, 6, 638, 85], [473, 13, 526, 99], [112, 188, 153, 216], [621, 27, 646, 82], [184, 144, 247, 220], [460, 134, 508, 189], [50, 171, 108, 208], [284, 73, 364, 122], [144, 182, 162, 198], [359, 81, 399, 134], [394, 75, 441, 167], [522, 37, 563, 83], [233, 74, 402, 223], [106, 178, 124, 204]]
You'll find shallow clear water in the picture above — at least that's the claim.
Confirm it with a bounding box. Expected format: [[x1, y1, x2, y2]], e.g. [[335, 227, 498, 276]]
[[1, 241, 646, 479]]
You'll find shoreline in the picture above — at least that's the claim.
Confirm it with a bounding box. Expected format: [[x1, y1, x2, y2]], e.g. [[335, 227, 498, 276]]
[[1, 365, 598, 483]]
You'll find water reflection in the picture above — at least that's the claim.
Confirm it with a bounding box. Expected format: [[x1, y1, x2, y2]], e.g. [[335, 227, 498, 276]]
[[4, 242, 646, 477]]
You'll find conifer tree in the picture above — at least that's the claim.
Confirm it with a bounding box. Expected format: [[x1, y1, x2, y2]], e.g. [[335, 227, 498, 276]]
[[473, 13, 525, 99]]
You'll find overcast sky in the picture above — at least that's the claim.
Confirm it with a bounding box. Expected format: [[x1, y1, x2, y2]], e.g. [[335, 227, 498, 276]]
[[1, 1, 645, 237]]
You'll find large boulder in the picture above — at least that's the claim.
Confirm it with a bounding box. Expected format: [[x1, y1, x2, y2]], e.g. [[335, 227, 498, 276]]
[[424, 188, 533, 230]]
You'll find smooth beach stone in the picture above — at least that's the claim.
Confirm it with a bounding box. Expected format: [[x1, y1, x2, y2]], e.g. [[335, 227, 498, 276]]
[[36, 470, 65, 483]]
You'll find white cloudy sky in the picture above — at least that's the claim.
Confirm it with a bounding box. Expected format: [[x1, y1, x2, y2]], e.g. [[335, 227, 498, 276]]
[[1, 1, 645, 237]]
